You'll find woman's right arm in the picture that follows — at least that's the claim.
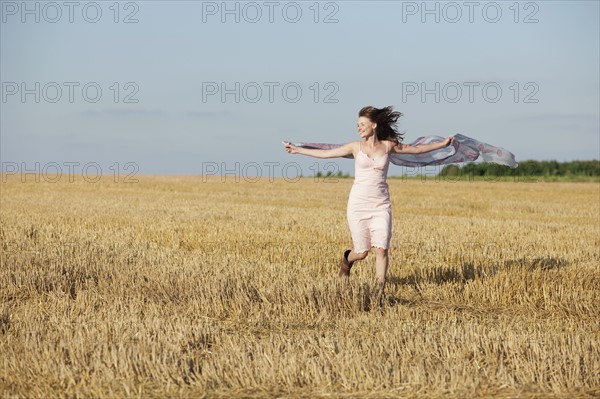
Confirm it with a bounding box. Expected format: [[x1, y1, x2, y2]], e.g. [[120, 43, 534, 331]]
[[392, 136, 454, 154], [283, 141, 356, 159]]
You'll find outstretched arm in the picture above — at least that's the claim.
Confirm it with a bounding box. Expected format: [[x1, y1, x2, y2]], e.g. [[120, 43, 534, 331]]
[[393, 136, 454, 154], [283, 141, 355, 159]]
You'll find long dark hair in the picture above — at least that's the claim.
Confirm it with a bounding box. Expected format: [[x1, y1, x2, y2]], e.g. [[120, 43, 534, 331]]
[[359, 105, 404, 143]]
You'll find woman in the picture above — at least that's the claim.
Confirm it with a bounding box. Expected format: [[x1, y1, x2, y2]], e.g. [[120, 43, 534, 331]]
[[283, 106, 453, 305]]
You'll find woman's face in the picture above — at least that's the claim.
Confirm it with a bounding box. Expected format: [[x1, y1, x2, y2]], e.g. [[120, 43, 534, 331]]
[[357, 116, 376, 139]]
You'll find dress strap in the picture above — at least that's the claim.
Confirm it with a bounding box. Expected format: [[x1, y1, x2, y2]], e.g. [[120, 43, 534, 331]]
[[384, 141, 389, 152]]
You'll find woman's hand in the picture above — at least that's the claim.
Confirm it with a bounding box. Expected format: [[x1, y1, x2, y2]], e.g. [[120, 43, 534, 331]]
[[442, 136, 455, 147], [282, 141, 299, 154]]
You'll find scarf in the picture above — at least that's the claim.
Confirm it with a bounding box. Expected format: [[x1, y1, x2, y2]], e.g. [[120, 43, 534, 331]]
[[287, 134, 518, 168]]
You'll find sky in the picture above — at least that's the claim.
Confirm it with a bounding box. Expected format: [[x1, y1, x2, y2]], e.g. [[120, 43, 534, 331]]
[[1, 0, 599, 177]]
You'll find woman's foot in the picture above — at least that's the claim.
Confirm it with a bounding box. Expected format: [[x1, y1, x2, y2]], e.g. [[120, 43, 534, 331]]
[[339, 249, 354, 277]]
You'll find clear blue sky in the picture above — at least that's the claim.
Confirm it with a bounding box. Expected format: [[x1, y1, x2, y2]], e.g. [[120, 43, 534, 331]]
[[2, 0, 599, 176]]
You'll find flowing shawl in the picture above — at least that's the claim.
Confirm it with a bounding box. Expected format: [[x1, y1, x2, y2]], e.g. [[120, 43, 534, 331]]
[[286, 134, 518, 168]]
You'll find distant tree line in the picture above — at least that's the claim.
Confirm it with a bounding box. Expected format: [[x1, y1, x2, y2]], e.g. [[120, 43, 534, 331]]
[[440, 160, 600, 177], [315, 171, 351, 178]]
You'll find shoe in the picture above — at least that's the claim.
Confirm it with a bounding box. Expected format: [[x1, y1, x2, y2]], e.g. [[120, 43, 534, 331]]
[[339, 249, 354, 277]]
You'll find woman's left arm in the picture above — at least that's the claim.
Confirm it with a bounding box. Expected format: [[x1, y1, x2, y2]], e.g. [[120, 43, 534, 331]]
[[392, 136, 454, 154]]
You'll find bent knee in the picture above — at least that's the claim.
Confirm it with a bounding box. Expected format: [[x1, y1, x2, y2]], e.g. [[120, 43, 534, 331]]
[[354, 250, 369, 260], [373, 247, 388, 257]]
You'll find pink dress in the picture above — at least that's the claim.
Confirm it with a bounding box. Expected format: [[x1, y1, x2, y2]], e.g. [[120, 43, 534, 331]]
[[347, 140, 392, 253]]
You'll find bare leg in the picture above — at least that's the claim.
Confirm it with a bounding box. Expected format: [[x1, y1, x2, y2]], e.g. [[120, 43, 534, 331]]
[[373, 247, 389, 284], [373, 247, 389, 305], [339, 249, 368, 277], [348, 250, 368, 263]]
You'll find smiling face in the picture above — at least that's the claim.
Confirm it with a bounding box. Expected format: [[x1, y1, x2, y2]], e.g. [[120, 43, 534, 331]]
[[357, 116, 377, 139]]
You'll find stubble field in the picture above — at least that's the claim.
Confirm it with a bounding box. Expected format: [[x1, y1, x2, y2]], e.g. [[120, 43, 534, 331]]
[[1, 174, 599, 398]]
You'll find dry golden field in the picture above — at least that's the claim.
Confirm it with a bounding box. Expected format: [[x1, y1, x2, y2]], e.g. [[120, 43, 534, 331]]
[[1, 174, 599, 398]]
